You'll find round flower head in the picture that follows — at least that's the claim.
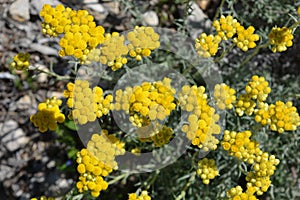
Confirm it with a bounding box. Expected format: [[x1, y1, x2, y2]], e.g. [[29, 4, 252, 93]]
[[269, 27, 293, 52], [196, 158, 219, 184], [195, 33, 222, 58], [213, 15, 241, 40], [10, 53, 30, 70]]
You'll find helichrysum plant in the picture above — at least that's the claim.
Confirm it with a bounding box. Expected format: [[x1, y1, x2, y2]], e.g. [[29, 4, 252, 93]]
[[9, 1, 299, 199]]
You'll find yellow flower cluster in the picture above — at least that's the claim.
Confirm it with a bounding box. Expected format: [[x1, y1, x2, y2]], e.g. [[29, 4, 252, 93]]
[[40, 4, 106, 63], [246, 152, 280, 195], [269, 101, 300, 133], [269, 27, 294, 52], [213, 83, 236, 110], [245, 75, 271, 102], [222, 130, 259, 164], [226, 185, 257, 200], [235, 75, 271, 116], [196, 15, 260, 58], [76, 130, 125, 197], [196, 158, 219, 184], [137, 123, 173, 147], [233, 26, 260, 51], [127, 26, 160, 61], [63, 80, 113, 125], [195, 33, 222, 58], [31, 196, 55, 200], [10, 52, 30, 70], [298, 6, 300, 15], [128, 191, 151, 200], [95, 32, 128, 70], [114, 78, 176, 127], [76, 149, 109, 197], [114, 87, 133, 112], [222, 130, 280, 196], [179, 85, 221, 151], [30, 96, 65, 133], [213, 15, 241, 40]]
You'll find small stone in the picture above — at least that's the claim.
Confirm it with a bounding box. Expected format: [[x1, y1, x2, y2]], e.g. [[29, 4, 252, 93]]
[[33, 64, 49, 83], [17, 95, 32, 110], [186, 2, 211, 39], [30, 43, 58, 56], [47, 160, 56, 168], [1, 120, 29, 152], [142, 11, 159, 26], [102, 1, 120, 15], [9, 0, 30, 22]]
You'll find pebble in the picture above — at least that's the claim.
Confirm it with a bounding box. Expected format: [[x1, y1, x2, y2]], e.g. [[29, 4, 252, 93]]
[[9, 0, 30, 22], [142, 11, 159, 26], [186, 2, 211, 39], [0, 120, 29, 152]]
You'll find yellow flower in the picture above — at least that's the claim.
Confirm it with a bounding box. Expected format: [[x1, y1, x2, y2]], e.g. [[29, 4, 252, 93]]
[[30, 97, 65, 133], [213, 15, 241, 40], [213, 83, 236, 110], [269, 27, 294, 52], [128, 190, 151, 200], [196, 158, 219, 184], [127, 26, 160, 61], [10, 52, 30, 70], [195, 33, 222, 58], [233, 26, 260, 52]]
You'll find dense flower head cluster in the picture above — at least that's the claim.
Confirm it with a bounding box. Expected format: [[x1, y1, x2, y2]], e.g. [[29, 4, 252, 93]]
[[247, 152, 280, 195], [226, 185, 258, 200], [96, 32, 128, 70], [213, 83, 236, 110], [213, 15, 241, 40], [40, 4, 106, 63], [76, 130, 125, 198], [269, 27, 294, 52], [114, 78, 176, 127], [114, 86, 133, 112], [76, 148, 109, 197], [268, 101, 300, 133], [137, 123, 173, 147], [179, 85, 221, 151], [10, 52, 30, 70], [245, 75, 271, 102], [63, 80, 113, 125], [195, 33, 222, 58], [222, 130, 259, 164], [254, 102, 271, 126], [233, 26, 260, 52], [235, 75, 271, 117], [254, 101, 300, 133], [30, 96, 65, 133], [196, 158, 219, 184], [298, 6, 300, 15], [86, 130, 125, 171], [222, 129, 280, 196], [128, 191, 151, 200], [127, 26, 160, 61]]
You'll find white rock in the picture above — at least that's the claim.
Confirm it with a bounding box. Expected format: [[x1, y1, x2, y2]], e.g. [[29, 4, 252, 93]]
[[1, 120, 29, 152], [186, 2, 211, 39], [9, 0, 30, 22], [142, 11, 159, 26]]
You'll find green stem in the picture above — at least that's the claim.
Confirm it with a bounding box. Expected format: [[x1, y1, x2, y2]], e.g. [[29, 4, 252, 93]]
[[214, 43, 235, 63], [31, 66, 72, 80], [239, 42, 270, 67], [175, 171, 197, 200], [107, 172, 128, 185], [144, 169, 160, 190]]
